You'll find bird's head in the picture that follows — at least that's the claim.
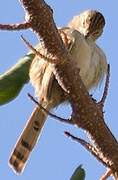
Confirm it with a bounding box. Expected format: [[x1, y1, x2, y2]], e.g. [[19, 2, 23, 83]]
[[68, 10, 105, 41]]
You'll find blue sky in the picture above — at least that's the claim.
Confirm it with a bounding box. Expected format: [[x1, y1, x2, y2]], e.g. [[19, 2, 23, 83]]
[[0, 1, 118, 180]]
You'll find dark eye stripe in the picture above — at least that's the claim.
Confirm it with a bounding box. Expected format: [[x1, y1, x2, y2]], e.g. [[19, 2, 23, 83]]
[[89, 12, 105, 31], [95, 13, 105, 28], [85, 11, 105, 39]]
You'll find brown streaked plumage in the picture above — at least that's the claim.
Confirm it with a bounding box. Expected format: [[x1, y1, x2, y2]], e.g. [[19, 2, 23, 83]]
[[9, 10, 107, 174], [68, 10, 105, 40]]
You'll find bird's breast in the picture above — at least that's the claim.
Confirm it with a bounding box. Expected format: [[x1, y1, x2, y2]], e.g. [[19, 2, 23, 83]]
[[70, 31, 95, 89]]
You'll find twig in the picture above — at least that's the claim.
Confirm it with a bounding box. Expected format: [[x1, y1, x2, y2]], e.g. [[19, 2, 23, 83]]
[[0, 22, 30, 31], [21, 35, 59, 64], [65, 131, 110, 168], [98, 64, 110, 107], [100, 169, 113, 180], [28, 93, 74, 125]]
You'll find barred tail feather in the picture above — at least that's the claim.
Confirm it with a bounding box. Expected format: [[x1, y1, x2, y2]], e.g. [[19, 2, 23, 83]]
[[9, 102, 51, 174]]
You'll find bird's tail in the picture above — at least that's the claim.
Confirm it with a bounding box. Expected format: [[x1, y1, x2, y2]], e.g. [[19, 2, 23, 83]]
[[9, 101, 51, 174]]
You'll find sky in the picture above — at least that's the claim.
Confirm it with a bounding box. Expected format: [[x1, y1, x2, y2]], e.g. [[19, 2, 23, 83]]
[[0, 1, 118, 180]]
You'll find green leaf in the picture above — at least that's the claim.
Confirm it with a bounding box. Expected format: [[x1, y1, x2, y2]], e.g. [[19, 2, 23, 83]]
[[0, 53, 35, 105], [70, 165, 86, 180]]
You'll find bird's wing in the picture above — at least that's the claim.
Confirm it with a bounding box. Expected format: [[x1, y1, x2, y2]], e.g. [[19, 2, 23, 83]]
[[89, 44, 107, 90], [40, 27, 76, 101]]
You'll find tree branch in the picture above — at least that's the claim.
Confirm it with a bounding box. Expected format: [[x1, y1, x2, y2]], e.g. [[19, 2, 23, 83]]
[[0, 22, 30, 30], [65, 131, 110, 168], [0, 0, 118, 178]]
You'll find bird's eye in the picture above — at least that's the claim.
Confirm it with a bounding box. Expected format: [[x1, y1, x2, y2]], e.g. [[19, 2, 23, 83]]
[[94, 30, 99, 35], [92, 29, 103, 39]]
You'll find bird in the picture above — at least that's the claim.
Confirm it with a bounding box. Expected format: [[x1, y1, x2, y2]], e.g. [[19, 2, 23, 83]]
[[9, 9, 108, 174]]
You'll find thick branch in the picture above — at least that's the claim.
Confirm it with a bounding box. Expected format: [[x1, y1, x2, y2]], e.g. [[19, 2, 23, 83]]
[[19, 0, 68, 62]]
